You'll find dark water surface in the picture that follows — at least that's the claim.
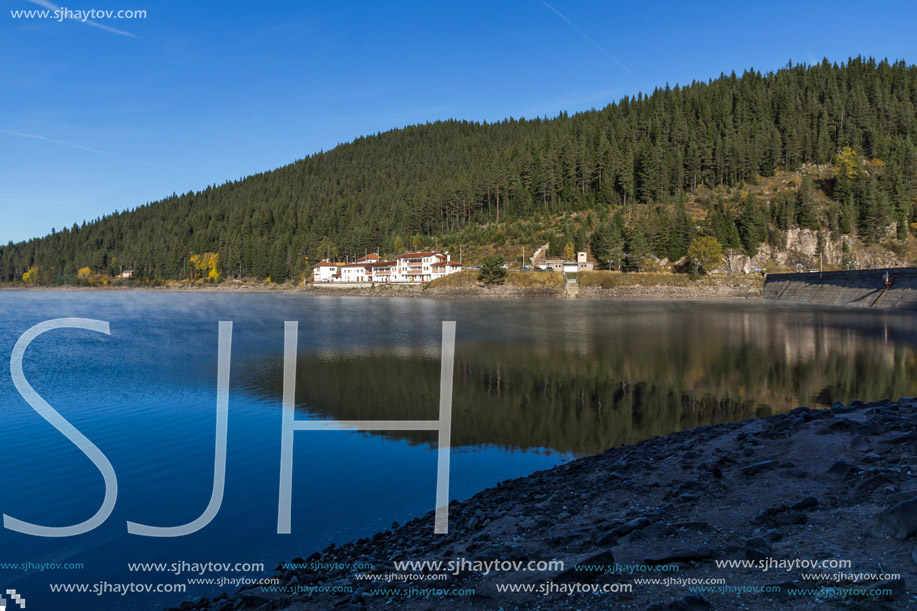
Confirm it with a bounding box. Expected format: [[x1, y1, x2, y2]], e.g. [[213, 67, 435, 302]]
[[0, 292, 914, 609]]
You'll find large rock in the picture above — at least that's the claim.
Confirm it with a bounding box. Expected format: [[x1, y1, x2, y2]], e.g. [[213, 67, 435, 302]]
[[872, 496, 917, 539]]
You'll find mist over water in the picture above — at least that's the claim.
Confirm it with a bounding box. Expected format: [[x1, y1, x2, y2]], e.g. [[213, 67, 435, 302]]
[[0, 292, 914, 609]]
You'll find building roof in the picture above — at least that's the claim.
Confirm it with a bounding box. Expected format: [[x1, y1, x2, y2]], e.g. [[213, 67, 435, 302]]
[[313, 262, 344, 268], [341, 262, 372, 268], [396, 251, 443, 259], [357, 254, 381, 262]]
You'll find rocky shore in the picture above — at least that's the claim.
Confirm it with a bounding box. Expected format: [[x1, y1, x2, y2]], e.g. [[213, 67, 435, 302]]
[[2, 282, 763, 300], [171, 399, 916, 611], [574, 284, 761, 300]]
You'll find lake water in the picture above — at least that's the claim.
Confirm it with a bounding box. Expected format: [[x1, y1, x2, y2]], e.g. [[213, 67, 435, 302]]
[[0, 292, 915, 609]]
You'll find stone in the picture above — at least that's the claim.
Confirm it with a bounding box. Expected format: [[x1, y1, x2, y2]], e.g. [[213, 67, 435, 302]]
[[826, 417, 855, 431], [644, 545, 713, 565], [599, 517, 651, 544], [472, 544, 505, 561], [790, 497, 818, 510], [857, 421, 886, 436], [752, 509, 771, 525], [772, 511, 807, 527], [884, 431, 917, 445], [853, 473, 893, 498], [667, 594, 713, 610], [873, 496, 917, 539], [827, 460, 857, 478], [622, 522, 674, 543], [742, 460, 775, 476], [752, 528, 782, 541], [744, 536, 773, 560], [831, 402, 855, 414]]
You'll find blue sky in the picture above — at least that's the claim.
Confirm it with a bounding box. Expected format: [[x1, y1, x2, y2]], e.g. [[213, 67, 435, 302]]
[[2, 0, 916, 244]]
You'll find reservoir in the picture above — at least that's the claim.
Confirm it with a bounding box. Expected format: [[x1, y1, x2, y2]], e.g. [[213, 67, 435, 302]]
[[0, 292, 914, 609]]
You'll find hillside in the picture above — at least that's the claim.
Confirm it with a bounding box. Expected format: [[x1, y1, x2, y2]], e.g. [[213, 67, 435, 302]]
[[3, 57, 917, 285]]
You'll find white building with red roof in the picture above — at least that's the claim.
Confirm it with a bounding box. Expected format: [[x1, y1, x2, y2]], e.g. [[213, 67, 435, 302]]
[[431, 260, 463, 280], [312, 261, 345, 283], [316, 252, 461, 284], [371, 260, 397, 282], [393, 251, 446, 283]]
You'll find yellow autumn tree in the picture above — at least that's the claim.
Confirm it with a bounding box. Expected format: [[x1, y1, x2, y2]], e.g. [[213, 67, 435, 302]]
[[206, 253, 221, 281], [563, 242, 575, 261], [77, 267, 92, 280], [835, 146, 859, 180], [188, 252, 221, 282], [22, 266, 38, 284]]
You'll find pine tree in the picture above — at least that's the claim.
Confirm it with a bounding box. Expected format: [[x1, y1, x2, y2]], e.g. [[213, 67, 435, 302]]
[[739, 197, 767, 255], [625, 226, 651, 271], [796, 175, 819, 230]]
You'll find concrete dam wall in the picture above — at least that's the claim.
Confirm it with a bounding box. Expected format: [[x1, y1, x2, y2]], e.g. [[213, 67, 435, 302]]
[[763, 267, 917, 310]]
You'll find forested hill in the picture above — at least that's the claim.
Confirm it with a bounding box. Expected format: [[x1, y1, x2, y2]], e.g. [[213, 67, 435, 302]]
[[4, 57, 917, 284]]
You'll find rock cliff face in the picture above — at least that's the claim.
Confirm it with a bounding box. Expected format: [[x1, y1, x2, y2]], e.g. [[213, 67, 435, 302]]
[[171, 399, 917, 611], [723, 228, 903, 274]]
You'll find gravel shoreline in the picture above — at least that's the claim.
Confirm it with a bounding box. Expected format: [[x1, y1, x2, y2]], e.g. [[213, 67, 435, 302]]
[[171, 399, 916, 610]]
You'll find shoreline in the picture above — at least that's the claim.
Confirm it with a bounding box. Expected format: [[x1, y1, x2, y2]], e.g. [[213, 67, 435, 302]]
[[174, 399, 916, 610], [0, 282, 764, 301]]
